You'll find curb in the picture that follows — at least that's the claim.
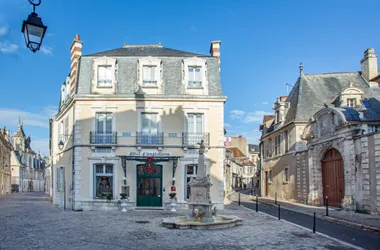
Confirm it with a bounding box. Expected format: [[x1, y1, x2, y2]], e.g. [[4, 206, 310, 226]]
[[248, 195, 380, 234]]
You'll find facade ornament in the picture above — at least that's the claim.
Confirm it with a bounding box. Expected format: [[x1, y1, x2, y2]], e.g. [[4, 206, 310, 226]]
[[299, 62, 304, 76]]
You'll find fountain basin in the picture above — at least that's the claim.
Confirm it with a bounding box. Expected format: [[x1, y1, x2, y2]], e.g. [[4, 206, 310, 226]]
[[162, 215, 242, 230]]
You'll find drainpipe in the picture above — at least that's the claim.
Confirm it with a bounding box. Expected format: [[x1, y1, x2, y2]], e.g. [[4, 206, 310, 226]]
[[71, 103, 76, 210]]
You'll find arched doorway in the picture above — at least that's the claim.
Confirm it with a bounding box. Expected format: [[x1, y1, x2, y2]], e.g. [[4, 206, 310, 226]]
[[322, 148, 344, 207]]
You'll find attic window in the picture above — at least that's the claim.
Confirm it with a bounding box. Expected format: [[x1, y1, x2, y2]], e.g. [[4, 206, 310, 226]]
[[97, 66, 112, 87], [347, 98, 356, 108], [275, 111, 280, 123]]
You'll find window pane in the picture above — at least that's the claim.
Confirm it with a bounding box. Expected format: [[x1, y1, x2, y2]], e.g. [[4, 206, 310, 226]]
[[96, 176, 113, 197], [195, 67, 201, 81], [196, 114, 202, 133], [106, 165, 113, 173], [187, 114, 194, 133], [143, 66, 149, 81], [96, 114, 105, 133], [96, 165, 103, 173], [150, 66, 156, 80], [150, 113, 158, 133], [142, 114, 149, 132], [106, 114, 112, 133]]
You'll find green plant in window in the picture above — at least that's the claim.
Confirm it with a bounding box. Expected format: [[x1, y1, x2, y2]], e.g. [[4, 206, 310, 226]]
[[100, 192, 112, 201], [120, 193, 128, 199]]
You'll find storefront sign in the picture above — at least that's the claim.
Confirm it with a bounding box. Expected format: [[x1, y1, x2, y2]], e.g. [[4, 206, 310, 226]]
[[224, 137, 232, 146], [128, 151, 171, 157]]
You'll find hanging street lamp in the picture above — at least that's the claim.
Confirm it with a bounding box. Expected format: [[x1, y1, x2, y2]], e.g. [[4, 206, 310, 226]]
[[21, 0, 48, 53]]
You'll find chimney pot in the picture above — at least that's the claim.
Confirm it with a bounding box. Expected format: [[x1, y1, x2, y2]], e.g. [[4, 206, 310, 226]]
[[210, 40, 221, 71], [69, 34, 83, 96], [361, 48, 378, 86]]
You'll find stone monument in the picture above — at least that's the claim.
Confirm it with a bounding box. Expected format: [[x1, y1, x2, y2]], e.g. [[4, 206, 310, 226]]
[[187, 140, 214, 222]]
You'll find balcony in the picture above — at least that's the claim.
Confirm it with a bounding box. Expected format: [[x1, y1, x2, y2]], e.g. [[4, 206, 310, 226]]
[[182, 133, 210, 147], [90, 132, 117, 144], [136, 132, 164, 146]]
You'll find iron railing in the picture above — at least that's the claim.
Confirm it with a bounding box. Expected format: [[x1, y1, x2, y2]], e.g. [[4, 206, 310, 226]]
[[90, 132, 117, 144], [136, 132, 164, 145], [182, 132, 210, 147]]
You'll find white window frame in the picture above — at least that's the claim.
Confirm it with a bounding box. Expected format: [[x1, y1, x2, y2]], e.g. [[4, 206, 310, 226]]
[[187, 66, 202, 88], [185, 164, 198, 200], [142, 65, 157, 86], [93, 164, 114, 199], [141, 112, 159, 133], [186, 113, 204, 134], [182, 57, 209, 95], [347, 98, 356, 108], [275, 134, 281, 155], [91, 57, 117, 94], [95, 112, 113, 134], [137, 57, 162, 92], [97, 65, 113, 87]]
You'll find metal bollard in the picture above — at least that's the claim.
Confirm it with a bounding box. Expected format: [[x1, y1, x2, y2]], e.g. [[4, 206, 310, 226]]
[[278, 204, 281, 220], [238, 192, 241, 206], [325, 196, 329, 216], [256, 195, 258, 212], [275, 192, 277, 205], [313, 212, 316, 233]]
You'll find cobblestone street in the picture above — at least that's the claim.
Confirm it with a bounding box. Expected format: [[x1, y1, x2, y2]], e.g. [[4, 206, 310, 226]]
[[0, 193, 357, 250]]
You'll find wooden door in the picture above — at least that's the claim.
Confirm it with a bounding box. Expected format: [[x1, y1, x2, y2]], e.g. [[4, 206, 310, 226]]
[[136, 164, 162, 207], [322, 149, 344, 207]]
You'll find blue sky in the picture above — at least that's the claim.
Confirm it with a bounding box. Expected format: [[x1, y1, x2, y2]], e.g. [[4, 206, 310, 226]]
[[0, 0, 379, 155]]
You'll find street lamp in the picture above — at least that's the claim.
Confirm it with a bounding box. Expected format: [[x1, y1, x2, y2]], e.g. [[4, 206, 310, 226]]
[[58, 134, 70, 151], [21, 0, 48, 53], [58, 140, 64, 151]]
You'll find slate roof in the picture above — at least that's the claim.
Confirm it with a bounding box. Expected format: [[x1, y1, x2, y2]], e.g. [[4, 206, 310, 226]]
[[283, 72, 380, 124], [84, 45, 210, 57]]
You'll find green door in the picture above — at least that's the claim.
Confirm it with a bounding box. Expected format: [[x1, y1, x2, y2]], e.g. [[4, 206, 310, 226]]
[[136, 164, 162, 207]]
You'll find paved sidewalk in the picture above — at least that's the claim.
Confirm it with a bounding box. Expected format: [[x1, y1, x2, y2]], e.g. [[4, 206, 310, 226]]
[[0, 192, 358, 250], [252, 195, 380, 232]]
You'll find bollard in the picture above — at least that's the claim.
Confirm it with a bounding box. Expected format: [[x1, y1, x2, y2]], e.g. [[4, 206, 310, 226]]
[[313, 212, 316, 233], [278, 204, 281, 220], [325, 196, 329, 216], [256, 195, 258, 212], [238, 192, 241, 206], [275, 193, 277, 204]]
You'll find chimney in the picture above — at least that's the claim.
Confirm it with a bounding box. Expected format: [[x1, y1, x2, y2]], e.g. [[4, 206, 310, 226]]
[[361, 48, 378, 87], [210, 40, 221, 71], [69, 34, 83, 95]]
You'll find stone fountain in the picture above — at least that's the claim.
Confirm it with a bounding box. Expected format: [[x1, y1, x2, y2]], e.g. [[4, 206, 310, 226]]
[[162, 140, 242, 230]]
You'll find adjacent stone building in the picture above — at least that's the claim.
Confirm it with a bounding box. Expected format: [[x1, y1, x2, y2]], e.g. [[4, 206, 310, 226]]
[[11, 120, 46, 192], [50, 34, 226, 211], [0, 127, 12, 195], [260, 48, 380, 214]]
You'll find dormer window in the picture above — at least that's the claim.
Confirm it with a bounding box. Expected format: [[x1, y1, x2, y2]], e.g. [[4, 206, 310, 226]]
[[97, 65, 112, 87], [142, 65, 157, 86], [275, 111, 280, 123], [347, 98, 356, 108], [188, 66, 202, 88]]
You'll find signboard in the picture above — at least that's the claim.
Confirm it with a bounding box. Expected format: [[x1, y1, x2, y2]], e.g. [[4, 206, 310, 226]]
[[128, 151, 171, 157], [224, 137, 232, 147]]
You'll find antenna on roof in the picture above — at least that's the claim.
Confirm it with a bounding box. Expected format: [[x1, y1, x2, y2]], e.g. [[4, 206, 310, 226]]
[[286, 83, 294, 95]]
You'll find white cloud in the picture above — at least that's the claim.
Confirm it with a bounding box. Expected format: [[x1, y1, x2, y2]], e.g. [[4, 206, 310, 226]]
[[40, 46, 53, 56], [230, 110, 246, 119], [30, 138, 49, 156], [0, 41, 18, 53], [0, 105, 58, 129], [261, 102, 269, 105], [243, 111, 273, 123], [0, 25, 8, 36], [224, 123, 232, 128], [241, 129, 262, 144]]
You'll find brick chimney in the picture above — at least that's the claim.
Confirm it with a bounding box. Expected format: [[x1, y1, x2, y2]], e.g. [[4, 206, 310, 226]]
[[361, 48, 378, 87], [210, 40, 221, 71], [69, 34, 83, 95]]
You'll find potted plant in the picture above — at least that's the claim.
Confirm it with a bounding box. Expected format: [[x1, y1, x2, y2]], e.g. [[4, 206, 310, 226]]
[[100, 192, 112, 201], [119, 193, 129, 212], [169, 192, 177, 199]]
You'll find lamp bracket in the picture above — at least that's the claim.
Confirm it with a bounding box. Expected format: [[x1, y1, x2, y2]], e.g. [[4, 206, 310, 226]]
[[28, 0, 41, 12]]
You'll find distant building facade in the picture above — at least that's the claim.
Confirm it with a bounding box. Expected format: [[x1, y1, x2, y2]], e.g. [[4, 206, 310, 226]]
[[50, 35, 226, 211], [260, 48, 380, 214], [0, 127, 12, 195], [11, 120, 46, 192]]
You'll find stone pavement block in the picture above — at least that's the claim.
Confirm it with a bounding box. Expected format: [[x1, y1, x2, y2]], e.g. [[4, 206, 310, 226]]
[[0, 192, 355, 250]]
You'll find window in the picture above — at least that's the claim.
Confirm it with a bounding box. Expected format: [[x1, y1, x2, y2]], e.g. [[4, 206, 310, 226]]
[[188, 66, 202, 88], [368, 126, 380, 133], [142, 66, 157, 86], [275, 135, 281, 155], [275, 110, 280, 123], [187, 114, 203, 134], [94, 164, 113, 198], [63, 116, 69, 142], [347, 98, 356, 108], [57, 167, 64, 191], [186, 165, 198, 199], [141, 113, 158, 133], [284, 167, 289, 182], [284, 131, 289, 153], [97, 65, 112, 87], [268, 139, 272, 157], [269, 170, 272, 182], [96, 113, 113, 134]]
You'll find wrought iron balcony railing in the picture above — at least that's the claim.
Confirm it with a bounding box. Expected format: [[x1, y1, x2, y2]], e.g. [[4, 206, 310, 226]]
[[136, 132, 164, 145], [182, 132, 210, 147], [90, 132, 117, 144]]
